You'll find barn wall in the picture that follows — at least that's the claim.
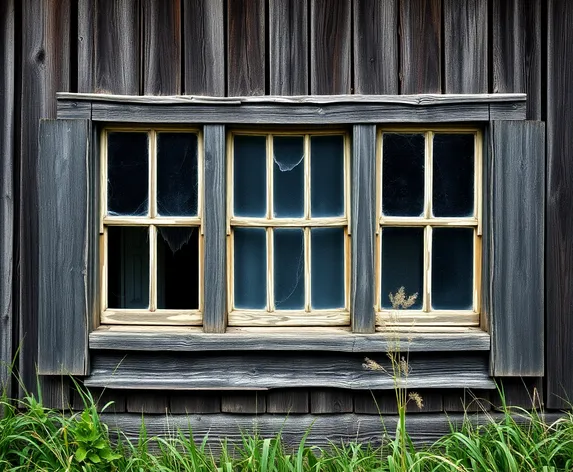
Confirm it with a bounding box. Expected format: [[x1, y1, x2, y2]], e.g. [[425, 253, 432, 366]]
[[2, 0, 572, 435]]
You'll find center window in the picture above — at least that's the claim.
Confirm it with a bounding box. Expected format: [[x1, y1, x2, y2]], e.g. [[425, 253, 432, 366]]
[[228, 130, 350, 326]]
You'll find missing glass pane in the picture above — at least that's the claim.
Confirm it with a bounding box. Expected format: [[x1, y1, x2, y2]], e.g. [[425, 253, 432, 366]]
[[311, 135, 345, 217], [234, 227, 267, 309], [273, 136, 304, 218], [274, 229, 305, 310], [233, 135, 267, 217], [107, 226, 150, 309], [107, 132, 149, 216], [157, 133, 199, 217], [311, 228, 345, 309], [157, 227, 199, 309]]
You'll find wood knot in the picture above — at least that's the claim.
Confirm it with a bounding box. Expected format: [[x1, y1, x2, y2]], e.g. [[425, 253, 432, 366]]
[[35, 48, 45, 63]]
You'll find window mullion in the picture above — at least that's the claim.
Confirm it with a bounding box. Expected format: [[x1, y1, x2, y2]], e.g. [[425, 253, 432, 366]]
[[149, 224, 157, 312]]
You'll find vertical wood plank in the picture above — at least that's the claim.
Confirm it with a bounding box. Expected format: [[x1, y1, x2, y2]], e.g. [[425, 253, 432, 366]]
[[72, 387, 127, 413], [170, 392, 221, 414], [227, 0, 265, 96], [405, 391, 443, 413], [492, 378, 543, 410], [40, 377, 70, 410], [354, 391, 398, 414], [269, 0, 308, 95], [311, 389, 353, 414], [94, 0, 139, 94], [492, 0, 542, 120], [490, 121, 545, 377], [547, 0, 573, 409], [78, 0, 94, 92], [183, 0, 224, 96], [352, 125, 376, 333], [399, 0, 441, 94], [222, 392, 266, 414], [311, 0, 351, 94], [353, 0, 399, 94], [127, 392, 169, 414], [267, 390, 309, 414], [142, 0, 181, 95], [443, 389, 491, 412], [443, 0, 487, 93], [203, 125, 226, 333]]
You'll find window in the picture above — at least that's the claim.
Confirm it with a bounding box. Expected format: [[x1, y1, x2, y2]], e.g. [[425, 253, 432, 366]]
[[100, 127, 203, 325], [376, 128, 482, 326], [227, 130, 351, 326]]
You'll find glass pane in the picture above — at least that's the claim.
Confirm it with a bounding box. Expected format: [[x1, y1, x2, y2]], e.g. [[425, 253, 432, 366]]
[[233, 135, 267, 217], [381, 227, 424, 310], [157, 133, 199, 216], [311, 135, 345, 217], [107, 132, 149, 216], [157, 227, 199, 309], [274, 229, 305, 310], [432, 228, 474, 309], [433, 134, 475, 217], [311, 228, 345, 309], [382, 133, 425, 217], [273, 136, 304, 218], [107, 226, 149, 309], [234, 228, 267, 309]]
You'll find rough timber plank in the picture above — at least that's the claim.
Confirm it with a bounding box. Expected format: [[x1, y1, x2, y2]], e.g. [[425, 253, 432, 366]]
[[492, 378, 543, 410], [443, 389, 491, 412], [94, 0, 139, 94], [78, 0, 94, 92], [267, 390, 309, 414], [170, 392, 220, 414], [227, 0, 265, 96], [444, 0, 487, 93], [127, 392, 169, 415], [400, 0, 441, 93], [72, 387, 127, 413], [492, 0, 542, 120], [546, 0, 573, 409], [183, 0, 224, 95], [39, 377, 70, 410], [354, 391, 398, 414], [353, 0, 399, 94], [142, 0, 181, 95], [311, 0, 351, 94], [269, 0, 308, 95], [222, 393, 266, 414], [311, 389, 353, 414]]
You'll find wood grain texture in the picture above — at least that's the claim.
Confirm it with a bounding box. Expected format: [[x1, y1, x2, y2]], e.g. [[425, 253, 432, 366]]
[[443, 389, 491, 412], [222, 393, 266, 414], [183, 0, 224, 95], [85, 352, 495, 390], [142, 0, 181, 95], [170, 392, 220, 414], [227, 0, 265, 96], [72, 387, 127, 413], [269, 0, 308, 95], [400, 0, 441, 93], [444, 0, 487, 93], [354, 391, 398, 414], [203, 125, 226, 333], [267, 390, 309, 414], [311, 0, 351, 94], [351, 125, 376, 333], [57, 100, 93, 119], [405, 391, 443, 413], [94, 0, 139, 94], [0, 0, 14, 397], [490, 121, 545, 377], [492, 378, 542, 410], [37, 119, 90, 376], [127, 392, 169, 414], [311, 389, 353, 414], [546, 0, 573, 409], [39, 377, 70, 410], [492, 0, 542, 120], [78, 0, 94, 92], [353, 0, 399, 94]]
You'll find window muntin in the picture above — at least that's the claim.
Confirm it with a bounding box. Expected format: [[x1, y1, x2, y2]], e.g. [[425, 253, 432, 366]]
[[376, 128, 482, 326], [100, 128, 203, 325], [227, 130, 351, 326]]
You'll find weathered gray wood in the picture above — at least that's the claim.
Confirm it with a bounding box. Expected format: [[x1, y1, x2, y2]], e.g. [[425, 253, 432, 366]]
[[39, 377, 70, 410], [311, 0, 351, 94], [222, 393, 266, 414], [203, 125, 226, 333], [227, 0, 265, 96], [400, 0, 441, 93], [0, 0, 14, 398], [78, 0, 94, 92], [127, 392, 169, 414], [547, 0, 573, 410], [85, 352, 495, 390], [94, 0, 139, 94], [37, 119, 90, 376], [444, 0, 487, 93], [57, 100, 92, 120], [489, 101, 527, 120], [72, 387, 127, 413], [269, 0, 308, 95], [490, 121, 545, 377], [142, 0, 181, 95], [353, 0, 399, 94], [354, 391, 398, 414], [405, 391, 443, 413], [352, 125, 376, 333], [267, 390, 309, 414], [492, 378, 543, 410], [184, 0, 224, 95], [90, 326, 491, 352], [443, 390, 491, 412], [311, 389, 353, 414], [170, 392, 220, 414], [492, 0, 542, 120]]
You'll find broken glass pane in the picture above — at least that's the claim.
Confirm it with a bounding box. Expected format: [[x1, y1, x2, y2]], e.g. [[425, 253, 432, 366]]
[[234, 227, 267, 309], [107, 132, 149, 216], [432, 228, 473, 309], [311, 135, 345, 217], [107, 226, 149, 309], [311, 228, 345, 309], [380, 227, 424, 309], [382, 133, 425, 217], [233, 135, 267, 217], [157, 227, 199, 309], [274, 228, 305, 310], [273, 136, 304, 218], [433, 134, 475, 217], [157, 133, 198, 217]]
